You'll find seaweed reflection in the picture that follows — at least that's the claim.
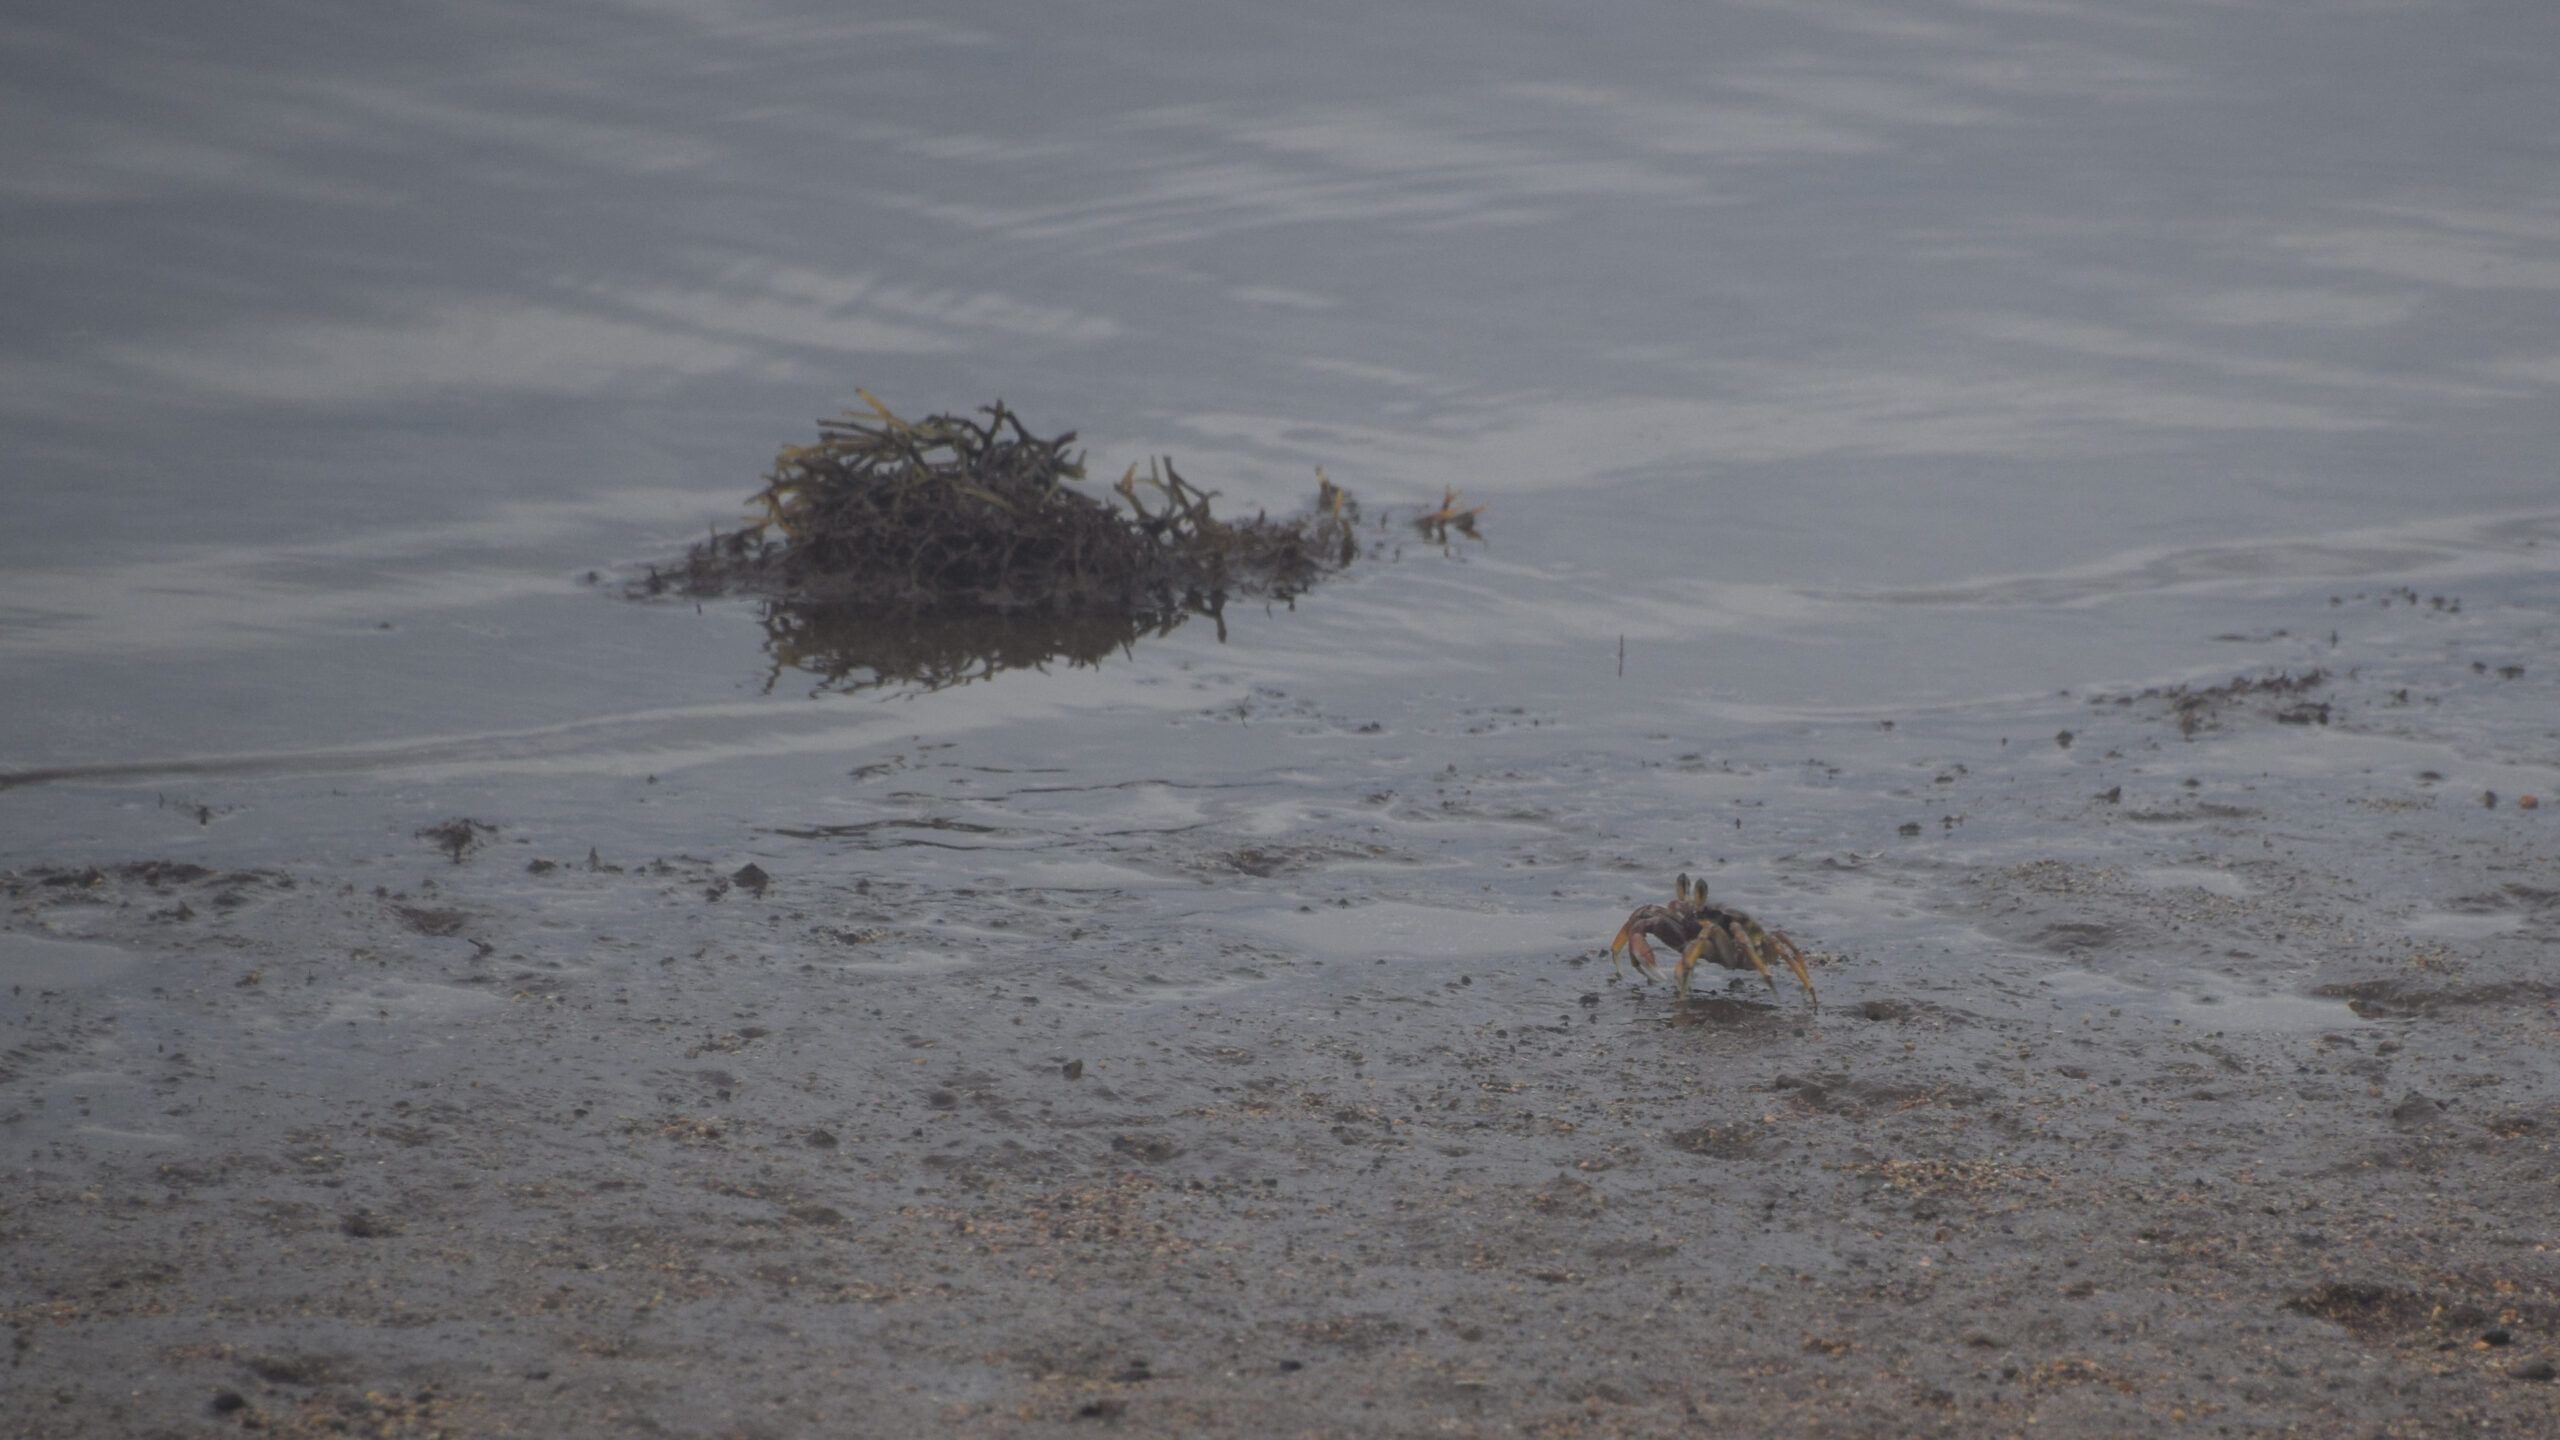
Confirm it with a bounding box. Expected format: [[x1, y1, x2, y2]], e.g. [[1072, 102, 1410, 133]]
[[755, 594, 1224, 696]]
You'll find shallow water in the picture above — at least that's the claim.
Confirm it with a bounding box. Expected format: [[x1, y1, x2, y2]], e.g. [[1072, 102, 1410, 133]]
[[6, 1, 2558, 771]]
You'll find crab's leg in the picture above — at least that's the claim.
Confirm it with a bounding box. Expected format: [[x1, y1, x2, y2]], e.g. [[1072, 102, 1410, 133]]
[[1714, 922, 1782, 993], [1675, 932, 1708, 1001], [1756, 927, 1817, 1003], [1676, 923, 1766, 996]]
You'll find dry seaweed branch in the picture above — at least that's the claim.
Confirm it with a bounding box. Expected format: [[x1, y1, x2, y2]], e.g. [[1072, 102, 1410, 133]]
[[1411, 485, 1485, 543]]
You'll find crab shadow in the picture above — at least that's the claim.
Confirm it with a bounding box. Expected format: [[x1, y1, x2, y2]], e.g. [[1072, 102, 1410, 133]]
[[1662, 991, 1805, 1032]]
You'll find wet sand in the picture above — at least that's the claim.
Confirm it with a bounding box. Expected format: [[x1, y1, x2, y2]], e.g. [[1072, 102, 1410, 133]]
[[7, 617, 2554, 1439]]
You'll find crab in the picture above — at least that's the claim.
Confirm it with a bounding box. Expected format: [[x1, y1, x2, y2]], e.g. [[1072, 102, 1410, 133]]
[[1609, 873, 1816, 1003]]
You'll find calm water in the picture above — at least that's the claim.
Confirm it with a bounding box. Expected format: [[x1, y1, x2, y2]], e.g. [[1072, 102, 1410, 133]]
[[3, 0, 2555, 945]]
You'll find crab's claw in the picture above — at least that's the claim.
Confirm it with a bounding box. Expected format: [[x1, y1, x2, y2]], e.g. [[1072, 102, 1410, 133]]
[[1610, 919, 1663, 983]]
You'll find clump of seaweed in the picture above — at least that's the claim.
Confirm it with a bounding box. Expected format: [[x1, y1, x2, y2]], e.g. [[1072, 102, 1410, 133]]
[[640, 393, 1490, 694], [657, 392, 1360, 619]]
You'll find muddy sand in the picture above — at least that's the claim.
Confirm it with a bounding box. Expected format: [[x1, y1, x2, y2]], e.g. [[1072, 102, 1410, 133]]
[[5, 652, 2556, 1440]]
